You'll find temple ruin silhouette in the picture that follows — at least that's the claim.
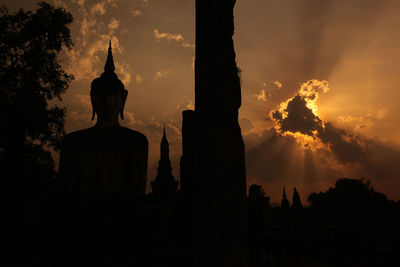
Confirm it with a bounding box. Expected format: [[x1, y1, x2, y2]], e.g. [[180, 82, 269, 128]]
[[151, 125, 179, 200], [1, 0, 399, 266], [54, 1, 248, 265]]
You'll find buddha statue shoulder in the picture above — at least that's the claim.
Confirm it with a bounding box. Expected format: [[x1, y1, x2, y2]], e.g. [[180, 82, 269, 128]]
[[58, 41, 148, 204]]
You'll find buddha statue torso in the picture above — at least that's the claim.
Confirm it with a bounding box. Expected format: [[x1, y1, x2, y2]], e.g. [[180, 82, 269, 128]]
[[59, 127, 147, 204]]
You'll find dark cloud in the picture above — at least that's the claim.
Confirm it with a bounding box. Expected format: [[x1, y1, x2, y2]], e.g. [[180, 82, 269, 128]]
[[360, 139, 400, 182], [247, 80, 400, 201], [245, 128, 339, 184], [244, 123, 400, 202], [318, 122, 363, 164], [274, 95, 322, 136], [244, 128, 343, 203], [271, 84, 364, 164]]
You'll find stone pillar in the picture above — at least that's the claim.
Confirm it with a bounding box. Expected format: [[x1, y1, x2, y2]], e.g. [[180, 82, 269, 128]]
[[181, 1, 248, 266]]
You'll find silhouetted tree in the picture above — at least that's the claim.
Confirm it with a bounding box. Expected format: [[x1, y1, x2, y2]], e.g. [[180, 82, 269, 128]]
[[0, 2, 73, 193], [249, 184, 266, 201], [308, 178, 391, 225]]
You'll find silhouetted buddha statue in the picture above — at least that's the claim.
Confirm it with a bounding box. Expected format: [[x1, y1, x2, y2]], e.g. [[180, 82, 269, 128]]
[[58, 42, 148, 205]]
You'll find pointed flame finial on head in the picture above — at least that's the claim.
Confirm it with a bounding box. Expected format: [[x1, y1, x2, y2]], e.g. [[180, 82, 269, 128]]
[[160, 123, 170, 160], [104, 40, 115, 72], [161, 124, 168, 144]]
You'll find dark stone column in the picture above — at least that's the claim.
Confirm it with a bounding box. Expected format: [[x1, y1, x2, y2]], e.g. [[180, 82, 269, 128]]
[[181, 1, 248, 266]]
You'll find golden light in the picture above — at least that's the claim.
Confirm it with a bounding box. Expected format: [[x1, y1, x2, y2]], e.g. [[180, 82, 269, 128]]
[[298, 79, 329, 117], [272, 79, 330, 150]]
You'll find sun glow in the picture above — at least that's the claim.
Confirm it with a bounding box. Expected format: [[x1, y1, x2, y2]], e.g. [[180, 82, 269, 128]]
[[272, 79, 330, 150], [298, 79, 329, 117], [281, 131, 328, 151]]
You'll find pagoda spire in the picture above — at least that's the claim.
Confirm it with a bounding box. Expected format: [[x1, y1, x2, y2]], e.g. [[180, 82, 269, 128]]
[[281, 185, 290, 209], [161, 124, 170, 161], [151, 125, 178, 199], [104, 40, 115, 73]]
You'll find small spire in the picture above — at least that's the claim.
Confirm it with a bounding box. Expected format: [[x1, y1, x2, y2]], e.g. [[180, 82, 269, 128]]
[[161, 124, 169, 145], [152, 122, 178, 199], [281, 185, 290, 209], [160, 124, 169, 160], [104, 40, 115, 72]]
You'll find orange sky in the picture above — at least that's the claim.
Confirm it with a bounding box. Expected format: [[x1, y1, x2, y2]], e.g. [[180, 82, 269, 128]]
[[5, 0, 400, 202]]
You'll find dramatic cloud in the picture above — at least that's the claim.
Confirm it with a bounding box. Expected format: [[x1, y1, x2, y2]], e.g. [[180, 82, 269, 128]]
[[115, 62, 131, 85], [91, 2, 106, 15], [271, 79, 363, 164], [108, 18, 120, 30], [65, 35, 125, 81], [245, 123, 400, 203], [154, 29, 183, 42], [80, 16, 96, 36], [274, 81, 282, 89], [236, 0, 397, 138], [154, 29, 194, 48], [154, 70, 172, 80], [245, 79, 400, 202], [255, 89, 267, 102]]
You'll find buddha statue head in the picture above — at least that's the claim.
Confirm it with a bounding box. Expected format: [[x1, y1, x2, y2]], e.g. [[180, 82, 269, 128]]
[[90, 41, 128, 124]]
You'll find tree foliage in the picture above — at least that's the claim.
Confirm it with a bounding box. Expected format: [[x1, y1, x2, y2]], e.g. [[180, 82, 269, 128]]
[[308, 178, 392, 225], [249, 184, 266, 201], [0, 2, 73, 184]]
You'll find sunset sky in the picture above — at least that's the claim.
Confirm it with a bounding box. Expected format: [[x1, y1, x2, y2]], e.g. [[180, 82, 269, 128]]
[[5, 0, 400, 202]]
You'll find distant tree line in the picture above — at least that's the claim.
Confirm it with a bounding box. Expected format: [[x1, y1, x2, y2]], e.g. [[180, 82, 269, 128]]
[[308, 178, 398, 226]]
